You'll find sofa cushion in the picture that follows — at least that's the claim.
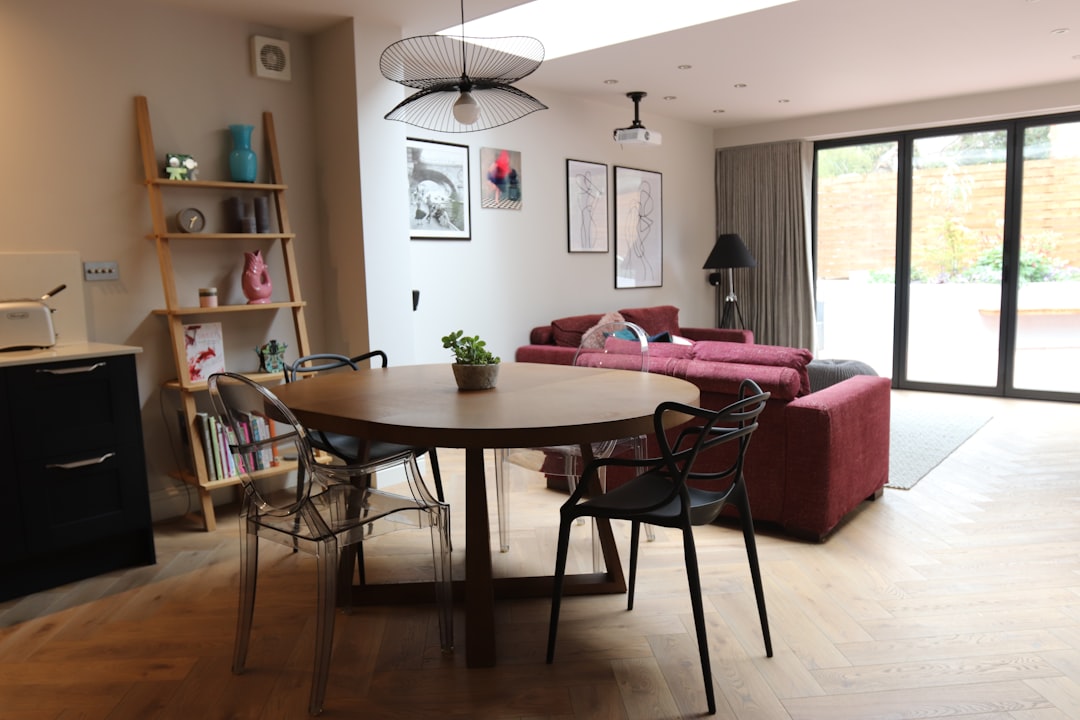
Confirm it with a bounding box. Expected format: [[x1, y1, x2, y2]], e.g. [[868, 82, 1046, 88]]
[[551, 313, 603, 347], [603, 335, 694, 359], [690, 341, 814, 396], [619, 305, 680, 337]]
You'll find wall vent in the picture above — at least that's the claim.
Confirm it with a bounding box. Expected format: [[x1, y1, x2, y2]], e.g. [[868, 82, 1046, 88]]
[[251, 36, 291, 82]]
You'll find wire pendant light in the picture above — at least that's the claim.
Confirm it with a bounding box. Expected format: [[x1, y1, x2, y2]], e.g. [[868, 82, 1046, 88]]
[[379, 0, 547, 133]]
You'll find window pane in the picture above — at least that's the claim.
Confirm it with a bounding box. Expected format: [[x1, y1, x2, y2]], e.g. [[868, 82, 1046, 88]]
[[1013, 122, 1080, 393], [906, 131, 1007, 387], [814, 142, 897, 378]]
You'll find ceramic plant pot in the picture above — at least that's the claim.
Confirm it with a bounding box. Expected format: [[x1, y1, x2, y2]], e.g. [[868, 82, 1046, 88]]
[[452, 363, 499, 391]]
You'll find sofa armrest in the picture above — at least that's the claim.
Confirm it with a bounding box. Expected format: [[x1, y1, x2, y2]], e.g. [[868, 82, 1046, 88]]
[[515, 345, 576, 365], [529, 326, 554, 345], [780, 375, 891, 540], [680, 327, 754, 344]]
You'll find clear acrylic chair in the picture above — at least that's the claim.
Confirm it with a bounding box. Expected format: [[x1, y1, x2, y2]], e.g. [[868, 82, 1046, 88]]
[[208, 372, 452, 716], [546, 379, 772, 716], [495, 321, 654, 562]]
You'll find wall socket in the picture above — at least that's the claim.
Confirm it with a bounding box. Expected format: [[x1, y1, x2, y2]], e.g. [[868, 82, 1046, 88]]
[[84, 261, 119, 281]]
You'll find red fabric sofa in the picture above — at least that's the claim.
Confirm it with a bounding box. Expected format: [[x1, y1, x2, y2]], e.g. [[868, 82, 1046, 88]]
[[515, 305, 890, 541]]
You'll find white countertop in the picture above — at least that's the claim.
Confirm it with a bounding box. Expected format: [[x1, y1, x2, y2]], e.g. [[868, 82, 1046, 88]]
[[0, 342, 142, 368]]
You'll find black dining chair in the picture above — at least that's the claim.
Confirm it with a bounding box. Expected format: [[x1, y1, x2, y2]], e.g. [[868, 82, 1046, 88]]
[[546, 379, 772, 716], [284, 352, 447, 581], [284, 351, 445, 502]]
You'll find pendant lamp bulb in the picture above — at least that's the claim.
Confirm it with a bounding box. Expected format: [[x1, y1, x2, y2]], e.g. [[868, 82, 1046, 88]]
[[453, 90, 480, 125]]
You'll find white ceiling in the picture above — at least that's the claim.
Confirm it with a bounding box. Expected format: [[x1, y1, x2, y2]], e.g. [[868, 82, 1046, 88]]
[[155, 0, 1080, 129]]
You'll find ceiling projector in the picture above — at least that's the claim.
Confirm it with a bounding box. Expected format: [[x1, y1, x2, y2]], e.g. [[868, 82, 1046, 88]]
[[614, 127, 662, 145], [613, 91, 662, 146]]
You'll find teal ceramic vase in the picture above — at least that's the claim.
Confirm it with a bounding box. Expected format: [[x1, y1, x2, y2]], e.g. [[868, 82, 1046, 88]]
[[228, 124, 257, 182]]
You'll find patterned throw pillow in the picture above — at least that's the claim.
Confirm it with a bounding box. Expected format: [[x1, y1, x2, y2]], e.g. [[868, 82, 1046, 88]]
[[580, 311, 625, 349]]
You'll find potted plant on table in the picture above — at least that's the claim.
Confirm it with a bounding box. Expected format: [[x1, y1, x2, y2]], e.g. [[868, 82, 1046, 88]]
[[442, 330, 501, 390]]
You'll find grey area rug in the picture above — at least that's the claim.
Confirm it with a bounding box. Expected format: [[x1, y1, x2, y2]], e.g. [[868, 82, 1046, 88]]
[[888, 405, 992, 490]]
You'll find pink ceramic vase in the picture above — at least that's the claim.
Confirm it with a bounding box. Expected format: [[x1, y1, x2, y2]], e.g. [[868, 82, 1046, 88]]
[[241, 250, 272, 304]]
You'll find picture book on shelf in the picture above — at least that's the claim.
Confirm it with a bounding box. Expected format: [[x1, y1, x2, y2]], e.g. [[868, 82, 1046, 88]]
[[184, 322, 225, 382]]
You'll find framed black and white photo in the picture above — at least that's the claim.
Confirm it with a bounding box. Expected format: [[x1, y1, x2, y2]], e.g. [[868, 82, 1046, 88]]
[[614, 166, 662, 288], [406, 138, 470, 240], [566, 159, 608, 252]]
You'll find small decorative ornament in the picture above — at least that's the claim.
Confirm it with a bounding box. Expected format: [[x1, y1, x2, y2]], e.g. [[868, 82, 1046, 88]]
[[256, 339, 288, 374], [164, 153, 198, 181], [241, 250, 272, 304]]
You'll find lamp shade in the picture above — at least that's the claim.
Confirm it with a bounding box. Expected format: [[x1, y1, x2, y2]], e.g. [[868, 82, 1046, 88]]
[[703, 233, 756, 269]]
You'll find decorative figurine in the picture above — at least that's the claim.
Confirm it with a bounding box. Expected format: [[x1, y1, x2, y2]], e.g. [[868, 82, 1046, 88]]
[[256, 340, 288, 374], [164, 153, 198, 181], [241, 250, 272, 304]]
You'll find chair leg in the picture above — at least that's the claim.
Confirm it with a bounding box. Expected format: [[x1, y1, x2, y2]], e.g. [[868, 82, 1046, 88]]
[[735, 488, 772, 657], [427, 447, 445, 502], [628, 521, 642, 611], [494, 449, 510, 552], [310, 536, 339, 716], [233, 512, 258, 675], [427, 500, 455, 652], [681, 525, 717, 716], [546, 510, 576, 663]]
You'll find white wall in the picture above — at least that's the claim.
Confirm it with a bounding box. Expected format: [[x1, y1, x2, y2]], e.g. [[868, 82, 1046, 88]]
[[348, 70, 719, 365]]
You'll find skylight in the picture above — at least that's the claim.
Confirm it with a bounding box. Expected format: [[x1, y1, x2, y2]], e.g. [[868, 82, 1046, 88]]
[[439, 0, 799, 60]]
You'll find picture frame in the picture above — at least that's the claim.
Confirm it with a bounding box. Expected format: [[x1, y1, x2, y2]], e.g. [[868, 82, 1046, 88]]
[[406, 138, 470, 240], [614, 166, 663, 288], [480, 147, 522, 209], [566, 159, 608, 253]]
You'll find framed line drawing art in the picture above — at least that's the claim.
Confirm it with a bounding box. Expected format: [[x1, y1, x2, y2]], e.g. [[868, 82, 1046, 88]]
[[480, 147, 522, 209], [406, 138, 470, 240], [566, 159, 608, 253], [614, 166, 663, 288]]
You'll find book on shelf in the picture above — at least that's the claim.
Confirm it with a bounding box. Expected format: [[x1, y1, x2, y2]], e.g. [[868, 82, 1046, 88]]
[[208, 414, 224, 480], [195, 412, 216, 480], [183, 322, 225, 383]]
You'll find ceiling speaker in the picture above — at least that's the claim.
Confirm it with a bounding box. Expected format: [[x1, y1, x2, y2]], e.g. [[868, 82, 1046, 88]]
[[251, 35, 291, 82]]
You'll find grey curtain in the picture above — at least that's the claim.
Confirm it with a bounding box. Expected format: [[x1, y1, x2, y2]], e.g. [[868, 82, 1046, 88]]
[[715, 140, 815, 349]]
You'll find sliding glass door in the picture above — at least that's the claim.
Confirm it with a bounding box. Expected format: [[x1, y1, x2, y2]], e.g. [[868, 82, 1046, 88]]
[[1012, 120, 1080, 394], [814, 141, 898, 378], [814, 112, 1080, 402], [904, 130, 1007, 388]]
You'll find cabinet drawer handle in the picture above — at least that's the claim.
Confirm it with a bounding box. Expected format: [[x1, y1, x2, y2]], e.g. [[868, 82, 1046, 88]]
[[37, 362, 107, 375], [46, 452, 117, 470]]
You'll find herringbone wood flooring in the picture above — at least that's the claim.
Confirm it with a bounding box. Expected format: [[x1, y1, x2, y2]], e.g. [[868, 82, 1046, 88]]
[[2, 391, 1078, 719]]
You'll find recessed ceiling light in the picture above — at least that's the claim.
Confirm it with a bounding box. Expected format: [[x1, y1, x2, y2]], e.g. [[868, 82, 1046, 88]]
[[1050, 27, 1069, 35], [734, 83, 747, 88], [713, 109, 726, 113], [663, 95, 677, 100], [778, 98, 790, 103], [603, 79, 619, 84], [678, 65, 692, 70]]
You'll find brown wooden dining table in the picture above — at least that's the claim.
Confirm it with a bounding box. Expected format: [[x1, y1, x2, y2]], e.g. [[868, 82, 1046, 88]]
[[273, 361, 699, 667]]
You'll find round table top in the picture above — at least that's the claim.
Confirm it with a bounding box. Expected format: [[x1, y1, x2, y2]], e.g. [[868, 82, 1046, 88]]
[[272, 361, 700, 449]]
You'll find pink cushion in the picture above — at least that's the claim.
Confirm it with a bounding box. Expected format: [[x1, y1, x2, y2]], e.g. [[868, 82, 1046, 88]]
[[580, 311, 626, 349], [690, 341, 814, 396], [619, 305, 680, 336], [551, 313, 602, 347]]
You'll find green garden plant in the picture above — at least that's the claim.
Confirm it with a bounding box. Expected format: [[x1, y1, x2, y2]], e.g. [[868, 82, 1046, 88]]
[[442, 330, 500, 365]]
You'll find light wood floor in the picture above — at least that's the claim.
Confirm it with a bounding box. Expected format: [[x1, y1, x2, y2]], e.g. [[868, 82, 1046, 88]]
[[2, 390, 1078, 719]]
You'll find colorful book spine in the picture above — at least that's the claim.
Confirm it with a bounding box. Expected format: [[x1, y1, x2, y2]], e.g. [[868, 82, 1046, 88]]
[[196, 412, 216, 480]]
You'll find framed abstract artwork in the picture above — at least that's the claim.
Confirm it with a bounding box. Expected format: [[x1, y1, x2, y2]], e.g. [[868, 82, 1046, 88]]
[[406, 138, 470, 240], [614, 166, 663, 288], [566, 159, 608, 253], [480, 147, 522, 209]]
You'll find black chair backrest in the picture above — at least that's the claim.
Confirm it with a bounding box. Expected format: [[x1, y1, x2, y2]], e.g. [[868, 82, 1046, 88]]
[[284, 351, 389, 384], [637, 379, 769, 521]]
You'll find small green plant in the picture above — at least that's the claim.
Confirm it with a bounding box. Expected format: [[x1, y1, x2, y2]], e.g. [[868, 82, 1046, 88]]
[[442, 330, 500, 365]]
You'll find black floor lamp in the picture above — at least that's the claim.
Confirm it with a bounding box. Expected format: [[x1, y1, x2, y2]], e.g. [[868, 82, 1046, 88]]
[[703, 233, 756, 329]]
